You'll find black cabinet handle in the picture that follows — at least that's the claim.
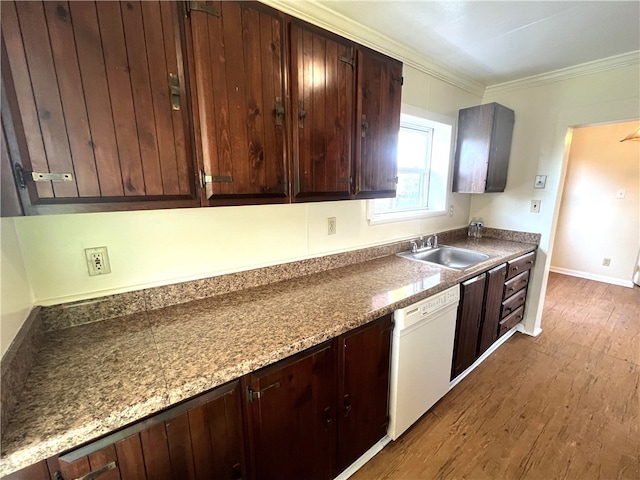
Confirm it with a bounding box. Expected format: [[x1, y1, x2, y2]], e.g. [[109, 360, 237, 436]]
[[343, 393, 352, 417], [232, 462, 242, 480], [323, 406, 332, 431]]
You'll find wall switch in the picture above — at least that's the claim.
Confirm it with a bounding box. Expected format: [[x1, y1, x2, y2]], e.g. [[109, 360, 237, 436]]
[[616, 189, 626, 199], [602, 258, 611, 267], [85, 246, 111, 276], [530, 200, 541, 213], [327, 217, 337, 235]]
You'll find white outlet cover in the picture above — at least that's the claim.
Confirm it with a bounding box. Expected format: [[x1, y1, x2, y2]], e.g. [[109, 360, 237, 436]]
[[85, 246, 111, 276], [616, 189, 626, 199]]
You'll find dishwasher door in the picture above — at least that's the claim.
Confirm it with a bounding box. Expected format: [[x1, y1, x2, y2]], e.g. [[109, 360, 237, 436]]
[[388, 285, 460, 440]]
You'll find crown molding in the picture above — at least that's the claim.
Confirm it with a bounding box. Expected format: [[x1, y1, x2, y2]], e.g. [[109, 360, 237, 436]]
[[260, 0, 486, 97], [485, 51, 640, 96]]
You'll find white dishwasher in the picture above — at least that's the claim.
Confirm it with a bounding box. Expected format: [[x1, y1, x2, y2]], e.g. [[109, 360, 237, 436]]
[[388, 284, 460, 440]]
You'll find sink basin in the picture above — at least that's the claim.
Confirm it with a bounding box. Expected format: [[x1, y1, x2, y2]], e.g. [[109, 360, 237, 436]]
[[397, 245, 491, 270]]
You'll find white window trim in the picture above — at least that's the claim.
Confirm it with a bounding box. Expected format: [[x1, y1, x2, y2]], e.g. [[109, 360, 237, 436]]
[[367, 105, 456, 225]]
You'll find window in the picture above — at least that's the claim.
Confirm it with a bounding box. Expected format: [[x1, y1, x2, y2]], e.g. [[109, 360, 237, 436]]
[[368, 107, 455, 224]]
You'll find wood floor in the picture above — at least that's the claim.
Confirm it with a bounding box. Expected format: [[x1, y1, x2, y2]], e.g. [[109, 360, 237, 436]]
[[352, 273, 639, 480]]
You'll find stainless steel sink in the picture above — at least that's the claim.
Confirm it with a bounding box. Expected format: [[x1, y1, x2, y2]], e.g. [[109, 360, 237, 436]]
[[397, 245, 491, 270]]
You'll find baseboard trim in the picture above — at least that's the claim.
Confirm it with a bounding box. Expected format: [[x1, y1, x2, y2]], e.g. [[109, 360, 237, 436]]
[[549, 266, 634, 288], [449, 326, 518, 389]]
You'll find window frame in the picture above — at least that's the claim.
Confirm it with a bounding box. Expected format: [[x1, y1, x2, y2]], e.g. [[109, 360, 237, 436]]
[[367, 106, 456, 225]]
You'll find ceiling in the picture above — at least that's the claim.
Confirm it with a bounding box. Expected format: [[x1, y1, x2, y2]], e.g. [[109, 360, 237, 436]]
[[315, 1, 640, 86]]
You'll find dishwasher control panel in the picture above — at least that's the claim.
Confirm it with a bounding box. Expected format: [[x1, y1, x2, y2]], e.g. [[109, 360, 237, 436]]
[[394, 285, 460, 329]]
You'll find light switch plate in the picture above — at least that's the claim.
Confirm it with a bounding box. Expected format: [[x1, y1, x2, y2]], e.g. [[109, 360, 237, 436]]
[[616, 189, 626, 199]]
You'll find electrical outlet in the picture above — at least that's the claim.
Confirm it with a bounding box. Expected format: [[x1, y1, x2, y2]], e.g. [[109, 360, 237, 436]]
[[602, 258, 611, 267], [449, 205, 454, 216], [530, 200, 541, 213], [85, 246, 111, 276], [327, 217, 337, 235]]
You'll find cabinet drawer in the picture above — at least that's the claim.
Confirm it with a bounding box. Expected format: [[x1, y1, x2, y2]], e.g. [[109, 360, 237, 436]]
[[501, 288, 527, 318], [499, 305, 524, 336], [506, 251, 536, 280], [504, 270, 530, 299]]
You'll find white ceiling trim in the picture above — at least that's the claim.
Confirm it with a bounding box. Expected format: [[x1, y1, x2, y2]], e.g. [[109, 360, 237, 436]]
[[261, 0, 486, 97], [485, 51, 640, 96]]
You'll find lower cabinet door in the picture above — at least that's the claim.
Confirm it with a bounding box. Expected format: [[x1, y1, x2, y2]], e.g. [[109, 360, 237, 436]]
[[478, 263, 507, 356], [336, 314, 392, 473], [244, 342, 336, 480], [451, 273, 487, 379], [36, 380, 246, 480]]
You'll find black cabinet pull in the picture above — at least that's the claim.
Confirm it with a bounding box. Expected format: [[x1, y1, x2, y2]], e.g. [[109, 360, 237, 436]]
[[298, 101, 307, 128], [343, 393, 352, 417], [323, 406, 332, 430], [232, 462, 242, 480]]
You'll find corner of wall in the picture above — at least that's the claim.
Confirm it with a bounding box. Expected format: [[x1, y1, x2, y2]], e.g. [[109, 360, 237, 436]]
[[1, 217, 35, 357]]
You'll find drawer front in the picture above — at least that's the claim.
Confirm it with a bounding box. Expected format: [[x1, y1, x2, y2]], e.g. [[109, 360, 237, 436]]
[[499, 305, 524, 336], [504, 270, 530, 299], [501, 287, 527, 318], [506, 251, 536, 280]]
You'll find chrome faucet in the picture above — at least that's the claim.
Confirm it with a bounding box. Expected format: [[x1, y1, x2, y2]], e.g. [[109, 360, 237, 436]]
[[410, 234, 438, 253], [425, 234, 438, 248]]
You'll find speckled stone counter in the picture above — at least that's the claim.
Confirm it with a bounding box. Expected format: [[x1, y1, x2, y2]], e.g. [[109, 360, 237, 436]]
[[0, 234, 537, 476]]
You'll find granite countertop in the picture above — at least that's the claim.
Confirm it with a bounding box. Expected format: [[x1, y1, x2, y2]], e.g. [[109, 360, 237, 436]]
[[0, 235, 537, 475]]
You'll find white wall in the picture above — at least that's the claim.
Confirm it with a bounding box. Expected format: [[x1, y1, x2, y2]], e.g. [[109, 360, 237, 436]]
[[0, 218, 34, 356], [8, 63, 480, 306], [551, 121, 639, 286], [478, 64, 640, 335]]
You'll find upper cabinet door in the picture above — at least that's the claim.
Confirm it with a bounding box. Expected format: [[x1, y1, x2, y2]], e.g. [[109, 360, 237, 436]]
[[290, 21, 355, 201], [1, 1, 198, 214], [452, 102, 515, 193], [189, 1, 289, 205], [354, 47, 402, 199]]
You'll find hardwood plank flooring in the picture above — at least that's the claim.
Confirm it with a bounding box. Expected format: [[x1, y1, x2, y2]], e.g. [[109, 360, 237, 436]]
[[353, 273, 639, 479]]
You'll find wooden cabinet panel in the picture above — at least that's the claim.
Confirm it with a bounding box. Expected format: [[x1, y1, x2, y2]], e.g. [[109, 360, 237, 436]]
[[1, 122, 23, 217], [452, 102, 514, 193], [478, 263, 507, 356], [1, 1, 197, 214], [245, 341, 336, 480], [337, 314, 392, 473], [189, 1, 289, 205], [290, 20, 354, 201], [506, 251, 536, 280], [3, 460, 50, 480], [354, 47, 402, 199], [20, 381, 247, 480], [451, 273, 486, 379], [501, 287, 527, 319], [504, 270, 530, 299], [499, 305, 525, 336]]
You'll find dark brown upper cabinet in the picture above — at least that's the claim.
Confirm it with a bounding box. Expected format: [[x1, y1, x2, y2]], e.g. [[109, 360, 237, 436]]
[[2, 0, 404, 214], [188, 1, 289, 206], [354, 47, 402, 199], [289, 20, 355, 202], [452, 102, 515, 193], [1, 1, 199, 215]]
